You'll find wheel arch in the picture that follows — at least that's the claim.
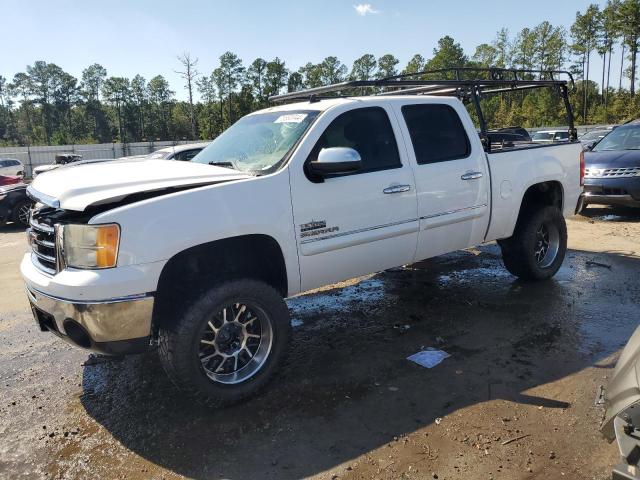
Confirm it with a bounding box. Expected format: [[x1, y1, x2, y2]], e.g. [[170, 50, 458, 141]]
[[152, 234, 288, 331], [514, 180, 564, 228]]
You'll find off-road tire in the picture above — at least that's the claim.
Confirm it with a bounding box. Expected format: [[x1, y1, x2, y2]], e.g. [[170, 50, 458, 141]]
[[158, 279, 291, 407], [499, 206, 567, 281]]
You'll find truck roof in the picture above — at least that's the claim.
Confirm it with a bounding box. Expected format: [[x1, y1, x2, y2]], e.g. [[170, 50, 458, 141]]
[[251, 95, 461, 115]]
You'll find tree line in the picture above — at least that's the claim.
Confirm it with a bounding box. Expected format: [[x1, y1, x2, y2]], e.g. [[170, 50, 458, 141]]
[[1, 0, 640, 147]]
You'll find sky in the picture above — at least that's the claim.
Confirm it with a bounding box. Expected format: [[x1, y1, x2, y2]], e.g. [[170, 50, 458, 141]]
[[0, 0, 621, 101]]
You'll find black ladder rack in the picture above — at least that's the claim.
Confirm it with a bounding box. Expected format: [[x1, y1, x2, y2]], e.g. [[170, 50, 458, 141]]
[[269, 67, 577, 148]]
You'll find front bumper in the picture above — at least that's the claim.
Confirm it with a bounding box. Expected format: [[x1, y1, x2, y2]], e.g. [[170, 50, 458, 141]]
[[26, 286, 153, 355], [583, 177, 640, 207]]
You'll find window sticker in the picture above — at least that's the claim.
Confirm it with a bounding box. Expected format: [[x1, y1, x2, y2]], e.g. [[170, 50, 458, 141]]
[[274, 113, 307, 124]]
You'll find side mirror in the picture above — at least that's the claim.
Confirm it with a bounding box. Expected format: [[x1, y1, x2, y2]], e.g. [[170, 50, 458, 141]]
[[308, 147, 362, 176]]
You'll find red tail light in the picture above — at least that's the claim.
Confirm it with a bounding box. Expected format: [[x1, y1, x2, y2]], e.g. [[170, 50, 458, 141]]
[[579, 150, 585, 187]]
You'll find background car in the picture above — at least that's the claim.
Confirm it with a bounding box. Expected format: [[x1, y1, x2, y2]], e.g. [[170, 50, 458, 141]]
[[0, 174, 22, 186], [491, 126, 532, 141], [32, 153, 83, 177], [0, 158, 24, 176], [0, 183, 33, 227], [583, 120, 640, 209], [138, 142, 211, 161], [531, 130, 570, 142], [579, 127, 616, 149]]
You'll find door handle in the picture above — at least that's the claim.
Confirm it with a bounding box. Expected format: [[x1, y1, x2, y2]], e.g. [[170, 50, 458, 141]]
[[383, 184, 411, 194], [461, 171, 483, 180]]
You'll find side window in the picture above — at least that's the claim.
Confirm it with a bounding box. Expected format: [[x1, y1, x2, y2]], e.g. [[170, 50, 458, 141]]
[[555, 132, 569, 140], [401, 104, 471, 165], [0, 160, 6, 167], [308, 107, 401, 174], [10, 160, 20, 166]]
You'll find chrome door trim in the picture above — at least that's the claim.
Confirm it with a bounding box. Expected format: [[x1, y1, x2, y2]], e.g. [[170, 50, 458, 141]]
[[420, 203, 488, 221]]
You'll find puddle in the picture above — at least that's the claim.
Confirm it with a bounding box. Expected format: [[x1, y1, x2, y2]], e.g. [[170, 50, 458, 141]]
[[287, 278, 387, 317]]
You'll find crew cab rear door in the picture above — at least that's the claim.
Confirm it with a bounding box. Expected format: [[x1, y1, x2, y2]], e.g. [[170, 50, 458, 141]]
[[288, 103, 419, 292], [392, 99, 490, 260]]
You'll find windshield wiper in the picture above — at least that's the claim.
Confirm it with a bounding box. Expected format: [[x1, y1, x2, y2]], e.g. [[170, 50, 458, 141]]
[[208, 161, 236, 169]]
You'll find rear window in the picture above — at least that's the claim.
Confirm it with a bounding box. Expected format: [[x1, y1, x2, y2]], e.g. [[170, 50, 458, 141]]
[[401, 104, 470, 164]]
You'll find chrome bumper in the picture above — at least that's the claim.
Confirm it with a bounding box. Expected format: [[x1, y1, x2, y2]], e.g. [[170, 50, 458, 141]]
[[26, 287, 154, 355]]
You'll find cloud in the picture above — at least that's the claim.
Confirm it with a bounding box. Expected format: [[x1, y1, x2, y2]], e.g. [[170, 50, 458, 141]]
[[354, 4, 379, 16]]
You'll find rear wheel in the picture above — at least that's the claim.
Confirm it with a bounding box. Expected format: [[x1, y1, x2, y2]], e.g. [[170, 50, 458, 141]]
[[499, 206, 567, 281], [158, 279, 291, 407]]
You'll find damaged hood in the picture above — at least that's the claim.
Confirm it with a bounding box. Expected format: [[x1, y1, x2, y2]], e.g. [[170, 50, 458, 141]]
[[27, 159, 251, 211]]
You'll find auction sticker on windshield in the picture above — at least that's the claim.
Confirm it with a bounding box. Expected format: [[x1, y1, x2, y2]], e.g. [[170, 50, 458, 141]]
[[274, 113, 307, 123]]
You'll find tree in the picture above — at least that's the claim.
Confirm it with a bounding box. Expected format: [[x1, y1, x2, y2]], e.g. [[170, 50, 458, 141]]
[[619, 0, 640, 95], [175, 53, 199, 139], [493, 28, 511, 68], [376, 54, 400, 78], [131, 75, 148, 139], [601, 0, 622, 119], [425, 37, 468, 75], [81, 63, 107, 102], [472, 44, 498, 67], [147, 75, 174, 139], [533, 22, 566, 72], [287, 71, 304, 92], [402, 54, 426, 75], [571, 4, 602, 120], [264, 57, 288, 98], [196, 74, 218, 138], [102, 77, 131, 142], [512, 28, 537, 71], [298, 63, 323, 88], [350, 54, 377, 80], [247, 58, 268, 106], [217, 51, 245, 124]]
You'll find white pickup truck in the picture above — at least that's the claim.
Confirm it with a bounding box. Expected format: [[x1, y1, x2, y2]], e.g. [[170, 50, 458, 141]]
[[22, 70, 584, 406]]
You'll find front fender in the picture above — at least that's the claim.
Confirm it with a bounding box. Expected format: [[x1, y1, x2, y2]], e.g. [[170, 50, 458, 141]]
[[90, 170, 300, 296]]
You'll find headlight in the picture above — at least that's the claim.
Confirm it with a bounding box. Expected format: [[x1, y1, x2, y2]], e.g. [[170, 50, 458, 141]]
[[61, 224, 120, 269]]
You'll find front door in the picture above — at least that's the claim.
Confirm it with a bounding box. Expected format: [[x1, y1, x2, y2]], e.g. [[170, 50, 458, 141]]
[[289, 104, 419, 292]]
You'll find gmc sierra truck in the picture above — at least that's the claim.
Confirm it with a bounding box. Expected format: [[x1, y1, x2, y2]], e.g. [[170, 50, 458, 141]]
[[21, 68, 584, 406]]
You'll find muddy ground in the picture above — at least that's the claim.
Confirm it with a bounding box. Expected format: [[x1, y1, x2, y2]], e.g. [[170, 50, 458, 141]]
[[1, 207, 639, 480]]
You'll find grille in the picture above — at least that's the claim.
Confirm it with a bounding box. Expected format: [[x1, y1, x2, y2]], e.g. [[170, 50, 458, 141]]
[[584, 167, 640, 178], [28, 216, 57, 275]]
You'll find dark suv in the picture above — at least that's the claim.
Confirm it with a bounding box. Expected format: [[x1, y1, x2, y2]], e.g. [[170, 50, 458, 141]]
[[583, 120, 640, 208]]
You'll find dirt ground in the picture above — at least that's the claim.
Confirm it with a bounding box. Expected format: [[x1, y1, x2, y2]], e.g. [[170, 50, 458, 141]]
[[1, 206, 639, 480]]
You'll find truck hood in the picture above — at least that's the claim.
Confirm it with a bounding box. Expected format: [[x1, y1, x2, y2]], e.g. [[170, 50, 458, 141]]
[[27, 158, 250, 211]]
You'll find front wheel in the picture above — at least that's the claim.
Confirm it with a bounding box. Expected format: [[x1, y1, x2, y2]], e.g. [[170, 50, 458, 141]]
[[499, 206, 567, 281], [158, 279, 291, 407]]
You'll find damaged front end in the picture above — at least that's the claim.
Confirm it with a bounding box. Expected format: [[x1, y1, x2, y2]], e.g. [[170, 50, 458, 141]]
[[602, 325, 640, 480]]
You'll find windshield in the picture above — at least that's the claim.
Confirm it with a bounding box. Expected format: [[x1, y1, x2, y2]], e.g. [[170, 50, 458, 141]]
[[193, 110, 319, 173], [532, 132, 554, 141], [592, 126, 640, 151]]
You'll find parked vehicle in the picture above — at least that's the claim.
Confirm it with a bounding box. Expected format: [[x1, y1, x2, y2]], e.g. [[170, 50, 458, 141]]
[[583, 120, 640, 209], [579, 127, 615, 149], [0, 174, 23, 186], [22, 68, 583, 406], [486, 131, 530, 149], [531, 129, 571, 143], [491, 126, 531, 141], [141, 142, 210, 161], [0, 158, 24, 177], [33, 153, 83, 177], [0, 183, 33, 227], [601, 324, 640, 480]]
